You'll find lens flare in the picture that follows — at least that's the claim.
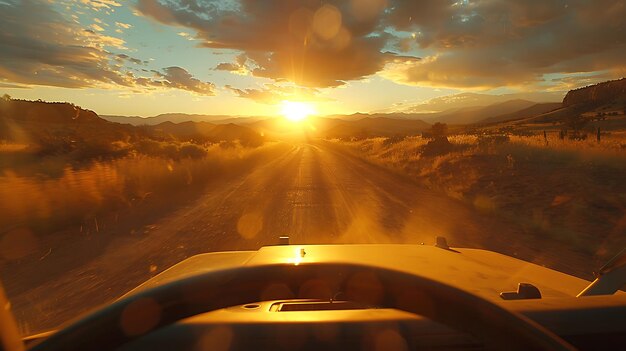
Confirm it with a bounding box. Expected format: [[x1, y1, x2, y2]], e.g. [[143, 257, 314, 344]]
[[280, 101, 315, 122]]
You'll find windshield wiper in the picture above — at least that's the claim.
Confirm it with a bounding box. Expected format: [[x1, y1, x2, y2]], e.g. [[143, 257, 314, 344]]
[[578, 248, 626, 297]]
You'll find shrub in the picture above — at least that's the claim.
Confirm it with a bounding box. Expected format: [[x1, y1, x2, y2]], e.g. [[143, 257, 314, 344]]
[[179, 143, 207, 159], [430, 122, 449, 140], [477, 135, 510, 147]]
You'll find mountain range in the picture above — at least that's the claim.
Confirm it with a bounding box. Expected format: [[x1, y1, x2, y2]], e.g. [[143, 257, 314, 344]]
[[100, 92, 564, 127], [102, 113, 266, 126], [2, 78, 625, 152]]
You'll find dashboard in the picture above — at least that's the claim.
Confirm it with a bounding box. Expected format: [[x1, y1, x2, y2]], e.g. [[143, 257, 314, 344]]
[[115, 295, 626, 351]]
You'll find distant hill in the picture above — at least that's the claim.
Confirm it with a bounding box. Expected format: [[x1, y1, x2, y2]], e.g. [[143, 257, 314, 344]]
[[384, 92, 564, 114], [209, 117, 261, 125], [149, 120, 216, 139], [426, 99, 537, 125], [478, 102, 562, 124], [518, 78, 626, 125], [355, 117, 429, 133], [243, 115, 430, 139], [471, 78, 626, 129], [102, 113, 266, 125], [318, 117, 430, 138], [0, 99, 265, 155], [149, 121, 264, 146], [328, 112, 436, 121]]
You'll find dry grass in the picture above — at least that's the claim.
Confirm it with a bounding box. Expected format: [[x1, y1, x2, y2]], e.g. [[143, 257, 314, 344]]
[[332, 133, 626, 257], [0, 142, 30, 152], [509, 132, 626, 155], [0, 142, 285, 235]]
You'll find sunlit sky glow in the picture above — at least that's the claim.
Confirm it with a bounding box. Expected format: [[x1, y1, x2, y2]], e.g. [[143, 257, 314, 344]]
[[1, 0, 625, 117], [281, 101, 315, 122]]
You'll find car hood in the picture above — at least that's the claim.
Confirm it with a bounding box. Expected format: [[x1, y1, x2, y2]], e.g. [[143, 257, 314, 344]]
[[124, 244, 593, 300]]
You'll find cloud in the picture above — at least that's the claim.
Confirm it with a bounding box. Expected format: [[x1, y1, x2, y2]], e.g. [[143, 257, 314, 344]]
[[0, 82, 28, 89], [381, 0, 626, 88], [214, 54, 249, 75], [0, 0, 214, 95], [4, 0, 624, 94], [116, 54, 144, 65], [115, 22, 132, 29], [80, 0, 121, 11], [136, 0, 626, 90], [136, 0, 399, 87], [546, 71, 621, 92], [148, 67, 216, 95], [90, 23, 105, 32], [176, 31, 197, 41], [225, 84, 327, 104], [0, 0, 130, 88]]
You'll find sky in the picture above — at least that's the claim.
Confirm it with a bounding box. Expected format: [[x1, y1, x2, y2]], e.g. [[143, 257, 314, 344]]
[[0, 0, 625, 117]]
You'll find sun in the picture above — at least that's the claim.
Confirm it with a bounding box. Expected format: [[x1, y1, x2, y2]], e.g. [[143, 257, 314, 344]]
[[280, 101, 315, 122]]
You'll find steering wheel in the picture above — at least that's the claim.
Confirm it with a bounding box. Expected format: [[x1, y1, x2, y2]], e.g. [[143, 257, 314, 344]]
[[30, 262, 576, 351]]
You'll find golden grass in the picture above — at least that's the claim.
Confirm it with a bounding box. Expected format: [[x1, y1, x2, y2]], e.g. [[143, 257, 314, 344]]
[[332, 134, 626, 256], [0, 142, 284, 234], [512, 130, 625, 149]]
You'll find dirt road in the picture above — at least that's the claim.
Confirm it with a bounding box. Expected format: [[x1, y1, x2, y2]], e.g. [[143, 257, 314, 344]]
[[3, 141, 592, 334]]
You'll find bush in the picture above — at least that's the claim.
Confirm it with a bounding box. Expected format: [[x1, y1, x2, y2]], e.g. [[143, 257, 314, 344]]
[[421, 138, 453, 156], [430, 122, 448, 140], [477, 135, 510, 147], [134, 139, 163, 156], [179, 143, 207, 159], [382, 135, 404, 146]]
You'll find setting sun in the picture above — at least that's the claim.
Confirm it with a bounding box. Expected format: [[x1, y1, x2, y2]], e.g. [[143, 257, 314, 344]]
[[280, 101, 316, 122]]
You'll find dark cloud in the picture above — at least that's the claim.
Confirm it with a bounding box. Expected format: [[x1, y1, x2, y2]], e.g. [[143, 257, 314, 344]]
[[137, 0, 626, 89], [0, 0, 214, 95], [116, 54, 145, 65], [225, 86, 284, 104], [137, 0, 396, 87], [150, 67, 216, 95], [3, 0, 624, 93], [214, 54, 249, 75], [383, 0, 626, 88]]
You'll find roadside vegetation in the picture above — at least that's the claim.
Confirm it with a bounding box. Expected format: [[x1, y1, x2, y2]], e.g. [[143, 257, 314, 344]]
[[330, 128, 626, 259], [0, 142, 286, 242], [0, 97, 278, 245]]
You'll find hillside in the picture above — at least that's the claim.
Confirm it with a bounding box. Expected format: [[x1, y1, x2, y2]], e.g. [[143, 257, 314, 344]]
[[0, 99, 266, 159], [429, 99, 537, 125], [563, 78, 626, 107], [321, 117, 430, 138], [385, 92, 563, 114], [328, 112, 438, 121], [471, 78, 626, 133], [0, 99, 141, 148], [150, 121, 264, 146], [149, 121, 215, 140], [478, 102, 562, 124]]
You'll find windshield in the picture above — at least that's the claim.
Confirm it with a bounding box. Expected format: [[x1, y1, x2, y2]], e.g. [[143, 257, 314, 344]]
[[1, 0, 625, 337]]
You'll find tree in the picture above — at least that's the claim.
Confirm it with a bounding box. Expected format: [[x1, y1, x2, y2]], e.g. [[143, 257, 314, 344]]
[[1, 93, 10, 101], [566, 114, 588, 132], [430, 122, 448, 140], [565, 114, 589, 140], [422, 122, 452, 156]]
